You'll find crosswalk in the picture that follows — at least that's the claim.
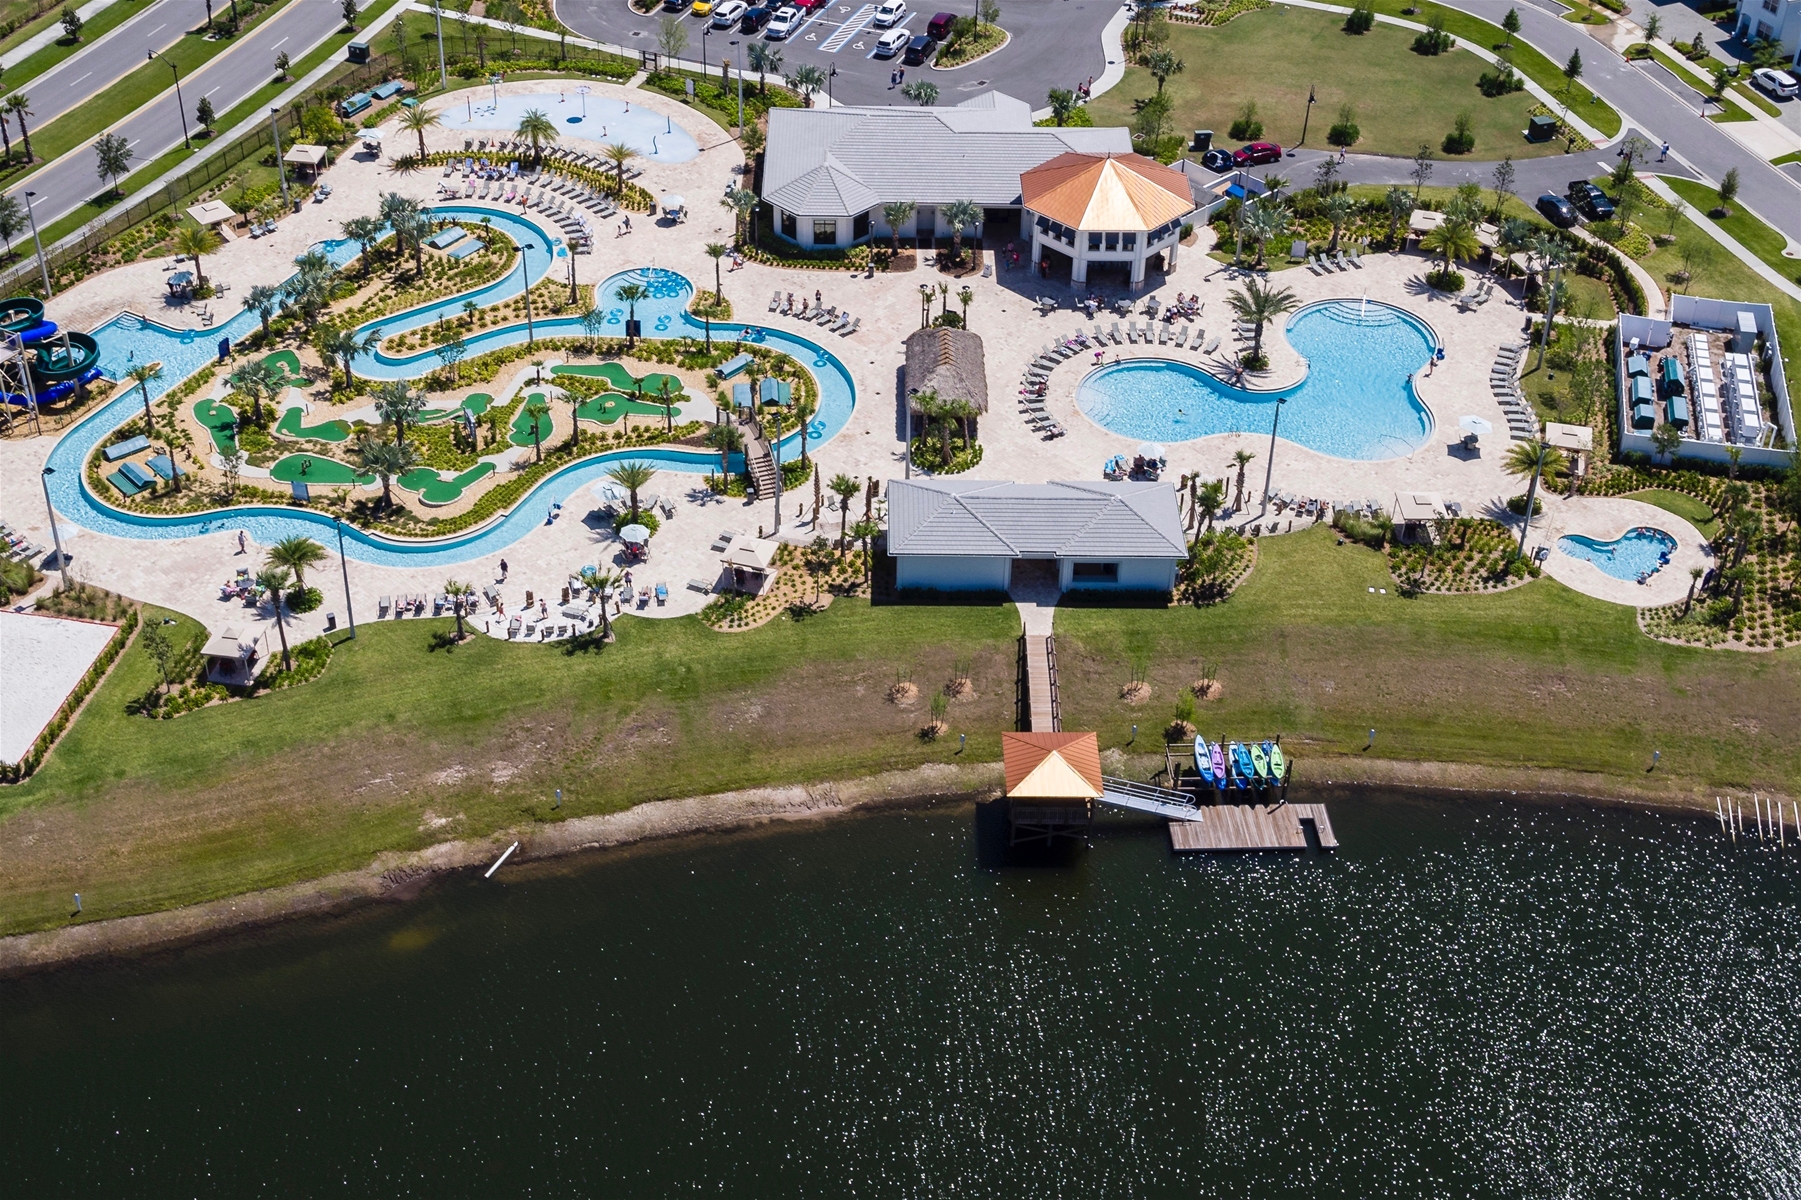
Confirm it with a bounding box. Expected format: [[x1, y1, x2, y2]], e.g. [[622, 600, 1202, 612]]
[[819, 3, 875, 52]]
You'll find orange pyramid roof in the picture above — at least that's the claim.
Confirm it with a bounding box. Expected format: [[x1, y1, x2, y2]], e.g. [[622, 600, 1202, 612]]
[[1020, 152, 1193, 233], [1002, 731, 1104, 798]]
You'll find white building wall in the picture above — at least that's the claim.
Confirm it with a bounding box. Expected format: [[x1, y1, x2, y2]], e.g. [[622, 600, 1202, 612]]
[[1060, 558, 1181, 592], [894, 555, 1012, 592], [1736, 0, 1801, 63]]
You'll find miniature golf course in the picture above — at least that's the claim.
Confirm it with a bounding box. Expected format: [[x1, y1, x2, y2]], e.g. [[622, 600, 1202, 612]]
[[269, 454, 375, 485], [396, 463, 498, 504], [192, 397, 239, 454], [274, 407, 353, 442]]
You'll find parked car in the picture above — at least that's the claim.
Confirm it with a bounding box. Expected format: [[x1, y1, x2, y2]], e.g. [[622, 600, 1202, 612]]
[[1231, 141, 1282, 166], [927, 10, 957, 39], [1566, 180, 1616, 222], [872, 0, 906, 26], [1536, 193, 1578, 228], [663, 0, 692, 9], [874, 26, 910, 56], [1200, 148, 1235, 172], [902, 32, 935, 64], [765, 5, 802, 36], [711, 0, 746, 26], [692, 0, 714, 14], [739, 4, 771, 32], [1752, 67, 1799, 99]]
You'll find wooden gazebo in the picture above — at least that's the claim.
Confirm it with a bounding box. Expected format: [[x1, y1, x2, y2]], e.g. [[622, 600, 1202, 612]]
[[1002, 731, 1102, 846]]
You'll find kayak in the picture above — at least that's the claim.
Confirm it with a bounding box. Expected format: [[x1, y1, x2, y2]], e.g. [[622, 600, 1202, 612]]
[[1193, 737, 1214, 785], [1248, 742, 1270, 780], [1210, 741, 1227, 784], [1267, 740, 1287, 781], [1229, 742, 1255, 786]]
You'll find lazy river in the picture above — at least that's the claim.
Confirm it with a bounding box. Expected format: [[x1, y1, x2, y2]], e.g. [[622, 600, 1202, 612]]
[[44, 206, 857, 568]]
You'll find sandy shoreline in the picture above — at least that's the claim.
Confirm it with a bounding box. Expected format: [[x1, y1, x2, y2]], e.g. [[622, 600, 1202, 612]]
[[0, 755, 1779, 978]]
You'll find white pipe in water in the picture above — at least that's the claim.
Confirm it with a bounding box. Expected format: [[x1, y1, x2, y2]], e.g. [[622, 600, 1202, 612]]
[[485, 840, 520, 878]]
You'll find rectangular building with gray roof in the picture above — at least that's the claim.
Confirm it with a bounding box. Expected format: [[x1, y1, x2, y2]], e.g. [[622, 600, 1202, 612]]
[[886, 478, 1186, 593], [762, 92, 1131, 250]]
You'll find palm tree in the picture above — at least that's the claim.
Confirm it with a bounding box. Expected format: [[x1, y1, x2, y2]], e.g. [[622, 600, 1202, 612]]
[[172, 223, 222, 287], [1682, 566, 1704, 617], [1383, 185, 1413, 248], [1046, 88, 1077, 126], [1241, 201, 1288, 268], [747, 42, 781, 96], [882, 200, 916, 259], [340, 215, 385, 277], [1196, 479, 1225, 530], [1420, 212, 1481, 283], [373, 379, 425, 447], [1231, 450, 1256, 511], [127, 362, 172, 489], [616, 282, 648, 345], [5, 94, 33, 161], [227, 358, 281, 423], [1142, 49, 1184, 94], [256, 565, 295, 673], [268, 535, 325, 589], [786, 63, 826, 104], [606, 461, 655, 522], [516, 107, 557, 164], [704, 241, 729, 305], [1502, 439, 1566, 558], [940, 199, 982, 266], [829, 472, 860, 548], [1322, 190, 1354, 253], [444, 579, 473, 638], [523, 397, 550, 462], [601, 141, 637, 193], [398, 104, 441, 158], [580, 566, 620, 639], [957, 286, 974, 329], [720, 187, 757, 244], [319, 325, 382, 390], [245, 283, 281, 340], [356, 438, 416, 510], [1225, 278, 1299, 363]]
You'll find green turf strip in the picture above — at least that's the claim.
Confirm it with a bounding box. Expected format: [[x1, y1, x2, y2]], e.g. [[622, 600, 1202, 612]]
[[274, 407, 352, 442], [192, 396, 238, 454], [396, 462, 496, 504], [269, 454, 373, 485]]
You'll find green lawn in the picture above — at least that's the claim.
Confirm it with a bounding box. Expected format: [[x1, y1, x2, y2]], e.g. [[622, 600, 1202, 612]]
[[274, 407, 352, 442], [397, 461, 495, 503], [193, 396, 238, 454], [1659, 176, 1801, 286], [1089, 7, 1558, 161], [1627, 488, 1720, 539], [5, 527, 1798, 936]]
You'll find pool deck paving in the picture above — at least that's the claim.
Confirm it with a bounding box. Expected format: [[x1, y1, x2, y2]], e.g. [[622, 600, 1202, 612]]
[[1, 72, 1640, 651]]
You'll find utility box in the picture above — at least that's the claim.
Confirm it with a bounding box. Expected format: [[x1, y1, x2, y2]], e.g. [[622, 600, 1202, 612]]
[[1526, 114, 1557, 143], [1191, 129, 1212, 152], [346, 41, 370, 63]]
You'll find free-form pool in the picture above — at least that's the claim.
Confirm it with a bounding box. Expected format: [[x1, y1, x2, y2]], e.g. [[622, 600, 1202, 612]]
[[435, 92, 699, 162], [1075, 300, 1436, 460], [1557, 527, 1677, 581]]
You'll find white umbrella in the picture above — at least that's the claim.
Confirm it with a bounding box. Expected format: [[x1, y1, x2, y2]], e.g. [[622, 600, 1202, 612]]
[[1138, 442, 1166, 461], [619, 523, 650, 545], [590, 480, 625, 501], [659, 194, 686, 211], [1459, 415, 1493, 434]]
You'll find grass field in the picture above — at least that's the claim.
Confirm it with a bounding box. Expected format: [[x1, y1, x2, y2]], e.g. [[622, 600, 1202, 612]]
[[1628, 488, 1720, 539], [1659, 176, 1801, 286], [1089, 8, 1557, 161], [4, 527, 1797, 936]]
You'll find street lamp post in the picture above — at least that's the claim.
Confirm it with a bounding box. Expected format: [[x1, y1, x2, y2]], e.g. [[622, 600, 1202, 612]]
[[520, 244, 536, 346], [39, 467, 70, 591], [701, 25, 709, 76], [1259, 395, 1287, 517], [334, 517, 357, 639], [23, 191, 51, 297], [270, 107, 291, 211], [1297, 83, 1316, 148], [827, 64, 837, 106], [433, 0, 448, 92], [149, 50, 192, 150]]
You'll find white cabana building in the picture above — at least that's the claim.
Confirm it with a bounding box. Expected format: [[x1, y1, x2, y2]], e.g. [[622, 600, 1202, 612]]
[[1020, 152, 1196, 290]]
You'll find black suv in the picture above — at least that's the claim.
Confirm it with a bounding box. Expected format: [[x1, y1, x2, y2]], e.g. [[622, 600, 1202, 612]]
[[1566, 180, 1616, 222], [740, 5, 771, 32]]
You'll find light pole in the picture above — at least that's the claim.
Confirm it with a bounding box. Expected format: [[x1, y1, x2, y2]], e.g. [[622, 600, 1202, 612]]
[[149, 50, 192, 150], [1297, 83, 1315, 148], [433, 0, 448, 92], [577, 84, 589, 120], [490, 73, 501, 113], [1259, 395, 1287, 517], [270, 107, 291, 211], [827, 64, 837, 105], [701, 25, 710, 76], [520, 243, 536, 346], [334, 517, 357, 639], [23, 191, 51, 297], [728, 41, 743, 129], [566, 244, 577, 306], [39, 467, 70, 590]]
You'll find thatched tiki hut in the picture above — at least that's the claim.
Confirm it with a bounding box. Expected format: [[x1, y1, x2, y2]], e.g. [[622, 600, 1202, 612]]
[[903, 327, 988, 444]]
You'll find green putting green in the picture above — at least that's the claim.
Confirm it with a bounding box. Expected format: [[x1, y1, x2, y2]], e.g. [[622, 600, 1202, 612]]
[[396, 462, 497, 504], [269, 454, 375, 485], [509, 393, 555, 447], [551, 362, 685, 400], [192, 397, 238, 454], [262, 349, 306, 388], [574, 395, 672, 424], [274, 406, 353, 442], [419, 393, 495, 423]]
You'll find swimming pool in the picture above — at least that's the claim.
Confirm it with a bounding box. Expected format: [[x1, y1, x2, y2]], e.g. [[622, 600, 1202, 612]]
[[1074, 300, 1436, 460], [435, 92, 700, 162], [1557, 527, 1677, 581]]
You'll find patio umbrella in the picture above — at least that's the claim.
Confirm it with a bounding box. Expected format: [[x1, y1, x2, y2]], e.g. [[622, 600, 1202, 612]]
[[589, 480, 625, 501], [1138, 442, 1166, 461], [1458, 415, 1493, 434], [659, 194, 685, 212], [619, 523, 650, 545]]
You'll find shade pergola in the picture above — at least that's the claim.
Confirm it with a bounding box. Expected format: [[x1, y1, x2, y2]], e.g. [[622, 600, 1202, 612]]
[[185, 199, 235, 227], [284, 144, 328, 177]]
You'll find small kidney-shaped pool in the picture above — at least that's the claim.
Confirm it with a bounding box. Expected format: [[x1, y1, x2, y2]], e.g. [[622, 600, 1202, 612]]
[[1557, 526, 1677, 581], [1075, 300, 1437, 460]]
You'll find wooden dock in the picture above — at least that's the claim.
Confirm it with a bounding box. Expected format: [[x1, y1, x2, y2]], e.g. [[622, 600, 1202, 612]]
[[1022, 634, 1059, 732], [1167, 803, 1338, 853]]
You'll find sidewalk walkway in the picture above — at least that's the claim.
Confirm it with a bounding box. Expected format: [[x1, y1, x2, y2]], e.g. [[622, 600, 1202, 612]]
[[1640, 174, 1801, 304]]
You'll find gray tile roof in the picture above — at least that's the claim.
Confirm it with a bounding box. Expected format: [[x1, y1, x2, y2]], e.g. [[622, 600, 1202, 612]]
[[887, 479, 1187, 559], [763, 92, 1132, 218]]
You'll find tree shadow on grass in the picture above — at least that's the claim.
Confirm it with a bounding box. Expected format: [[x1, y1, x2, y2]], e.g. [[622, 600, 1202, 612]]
[[559, 627, 612, 656]]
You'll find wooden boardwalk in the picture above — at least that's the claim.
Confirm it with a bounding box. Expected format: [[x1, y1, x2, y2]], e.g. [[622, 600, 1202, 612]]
[[1023, 635, 1058, 732], [1167, 803, 1338, 853]]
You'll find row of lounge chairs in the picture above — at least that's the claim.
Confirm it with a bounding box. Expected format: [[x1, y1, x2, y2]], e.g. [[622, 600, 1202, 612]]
[[2, 519, 42, 563], [1455, 279, 1499, 312], [543, 145, 644, 180], [1304, 246, 1364, 274], [1490, 343, 1538, 441], [766, 292, 860, 336]]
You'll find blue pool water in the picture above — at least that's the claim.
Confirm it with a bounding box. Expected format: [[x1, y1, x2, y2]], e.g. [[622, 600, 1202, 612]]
[[436, 92, 699, 162], [1075, 300, 1436, 460], [52, 214, 857, 565], [1557, 527, 1677, 580]]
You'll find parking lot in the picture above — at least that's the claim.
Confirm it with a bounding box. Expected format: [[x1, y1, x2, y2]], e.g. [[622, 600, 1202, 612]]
[[555, 0, 1120, 108]]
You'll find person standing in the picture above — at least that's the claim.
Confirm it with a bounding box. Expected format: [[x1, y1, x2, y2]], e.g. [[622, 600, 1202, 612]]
[[499, 558, 509, 580]]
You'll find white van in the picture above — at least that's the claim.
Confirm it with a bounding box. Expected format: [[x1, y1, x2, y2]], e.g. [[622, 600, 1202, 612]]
[[874, 26, 910, 56]]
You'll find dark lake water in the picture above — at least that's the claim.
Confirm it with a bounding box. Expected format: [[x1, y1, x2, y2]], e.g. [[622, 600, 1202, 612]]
[[4, 792, 1799, 1197]]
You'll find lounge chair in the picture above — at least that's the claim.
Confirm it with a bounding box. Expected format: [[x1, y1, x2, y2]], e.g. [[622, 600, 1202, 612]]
[[1158, 323, 1170, 346], [687, 578, 712, 593], [1347, 247, 1364, 268], [843, 317, 861, 336], [1204, 337, 1221, 355], [1174, 325, 1189, 348], [1109, 322, 1122, 344], [769, 291, 782, 311], [379, 595, 392, 616]]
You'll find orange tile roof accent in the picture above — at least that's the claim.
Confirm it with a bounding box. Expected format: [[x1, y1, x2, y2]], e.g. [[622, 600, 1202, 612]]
[[1019, 152, 1193, 233], [1001, 731, 1105, 798]]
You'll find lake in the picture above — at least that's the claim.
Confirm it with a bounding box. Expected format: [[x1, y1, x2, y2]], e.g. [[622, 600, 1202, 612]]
[[3, 791, 1797, 1196]]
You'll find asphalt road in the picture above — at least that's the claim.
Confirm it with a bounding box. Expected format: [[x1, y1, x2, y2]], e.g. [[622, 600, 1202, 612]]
[[555, 0, 1120, 108], [1424, 0, 1801, 241], [7, 0, 348, 232], [9, 0, 209, 128]]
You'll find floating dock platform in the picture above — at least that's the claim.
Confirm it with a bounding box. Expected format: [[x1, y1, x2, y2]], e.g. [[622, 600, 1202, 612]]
[[1166, 803, 1338, 853]]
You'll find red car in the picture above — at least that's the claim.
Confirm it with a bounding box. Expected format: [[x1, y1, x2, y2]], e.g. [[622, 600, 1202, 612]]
[[1232, 141, 1284, 166]]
